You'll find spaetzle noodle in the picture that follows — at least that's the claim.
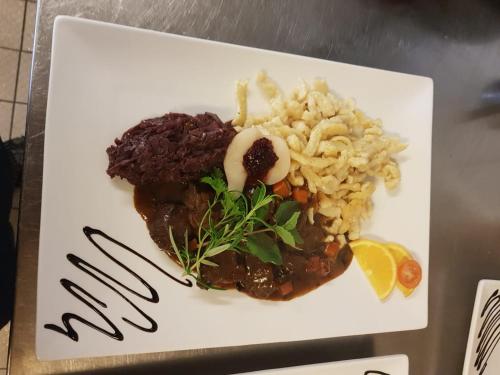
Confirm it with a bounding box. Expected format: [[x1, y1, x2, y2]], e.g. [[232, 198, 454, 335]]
[[232, 72, 406, 242]]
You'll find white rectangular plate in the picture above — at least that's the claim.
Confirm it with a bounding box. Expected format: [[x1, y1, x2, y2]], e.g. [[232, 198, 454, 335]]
[[463, 280, 500, 375], [237, 355, 408, 375], [37, 16, 433, 360]]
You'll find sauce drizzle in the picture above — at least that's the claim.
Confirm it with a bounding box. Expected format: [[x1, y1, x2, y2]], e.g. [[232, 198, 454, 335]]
[[475, 289, 500, 374], [44, 226, 192, 341]]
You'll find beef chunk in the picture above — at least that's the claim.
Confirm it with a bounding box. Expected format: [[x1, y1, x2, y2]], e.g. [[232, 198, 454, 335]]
[[146, 203, 192, 253], [200, 252, 245, 288], [239, 254, 277, 299]]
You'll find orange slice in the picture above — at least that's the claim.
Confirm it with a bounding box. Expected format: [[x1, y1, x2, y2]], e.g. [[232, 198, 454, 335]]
[[386, 243, 415, 297], [350, 240, 397, 300]]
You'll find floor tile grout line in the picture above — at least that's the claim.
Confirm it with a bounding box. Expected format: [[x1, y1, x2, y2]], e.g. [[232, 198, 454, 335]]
[[0, 99, 28, 105], [0, 46, 32, 54], [8, 0, 28, 139], [0, 46, 18, 53]]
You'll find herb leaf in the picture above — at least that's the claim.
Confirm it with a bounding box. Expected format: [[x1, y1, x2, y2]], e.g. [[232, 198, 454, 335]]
[[203, 243, 231, 258], [283, 211, 301, 231], [200, 169, 226, 197], [200, 259, 219, 267], [251, 183, 267, 207], [169, 227, 186, 270], [275, 200, 300, 226], [255, 206, 269, 225], [290, 228, 304, 245], [246, 233, 283, 265], [275, 226, 295, 247]]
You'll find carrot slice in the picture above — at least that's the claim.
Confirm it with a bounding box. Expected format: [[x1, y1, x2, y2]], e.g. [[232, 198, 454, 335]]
[[305, 256, 320, 273], [292, 187, 309, 204], [324, 242, 340, 258], [279, 281, 294, 296], [272, 180, 290, 198]]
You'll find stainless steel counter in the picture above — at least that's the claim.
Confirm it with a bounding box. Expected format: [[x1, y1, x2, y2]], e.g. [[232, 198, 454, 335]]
[[9, 1, 500, 374]]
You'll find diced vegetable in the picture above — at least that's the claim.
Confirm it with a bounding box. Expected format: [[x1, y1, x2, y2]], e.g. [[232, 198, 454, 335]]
[[292, 187, 309, 204], [273, 180, 291, 198], [397, 259, 422, 289], [318, 258, 331, 276], [305, 256, 320, 273], [279, 281, 294, 296], [324, 242, 340, 258]]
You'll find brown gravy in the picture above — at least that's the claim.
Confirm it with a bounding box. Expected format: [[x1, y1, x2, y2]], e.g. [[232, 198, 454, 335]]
[[134, 182, 352, 301]]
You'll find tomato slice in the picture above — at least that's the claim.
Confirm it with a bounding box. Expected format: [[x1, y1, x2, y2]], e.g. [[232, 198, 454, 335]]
[[397, 259, 422, 289]]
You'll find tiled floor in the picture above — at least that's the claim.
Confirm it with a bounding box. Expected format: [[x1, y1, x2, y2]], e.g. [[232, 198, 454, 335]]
[[0, 0, 37, 373], [0, 0, 36, 140]]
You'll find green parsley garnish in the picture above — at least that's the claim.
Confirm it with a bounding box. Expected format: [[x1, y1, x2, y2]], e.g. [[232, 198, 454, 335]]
[[169, 169, 302, 288]]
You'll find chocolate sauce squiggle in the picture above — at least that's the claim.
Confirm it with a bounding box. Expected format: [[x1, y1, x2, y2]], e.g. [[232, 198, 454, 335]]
[[475, 289, 500, 374], [364, 371, 390, 375], [44, 226, 192, 341]]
